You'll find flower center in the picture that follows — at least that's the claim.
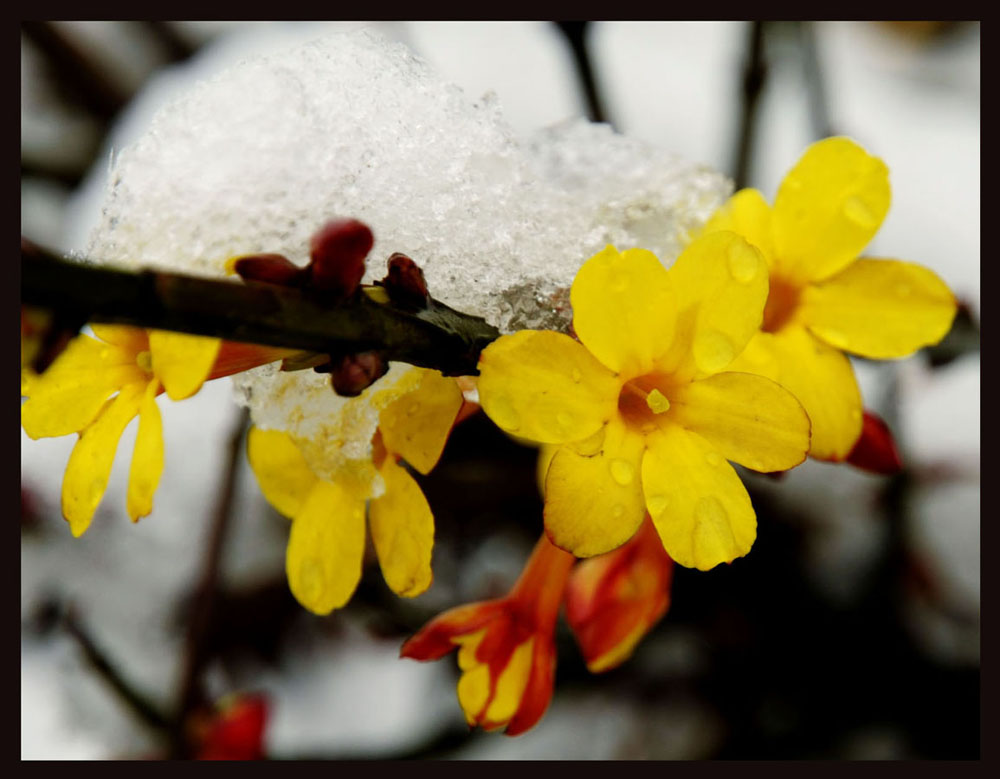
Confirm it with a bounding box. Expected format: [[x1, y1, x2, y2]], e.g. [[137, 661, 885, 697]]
[[618, 374, 673, 433], [761, 276, 803, 333]]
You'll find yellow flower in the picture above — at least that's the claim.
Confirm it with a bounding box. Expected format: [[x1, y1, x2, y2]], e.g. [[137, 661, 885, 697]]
[[478, 233, 811, 569], [21, 325, 222, 536], [247, 368, 464, 614], [701, 137, 957, 460]]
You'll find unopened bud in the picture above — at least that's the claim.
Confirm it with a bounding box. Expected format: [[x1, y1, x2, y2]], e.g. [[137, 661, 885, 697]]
[[381, 252, 429, 309], [233, 253, 308, 287], [308, 218, 373, 301], [328, 351, 388, 396]]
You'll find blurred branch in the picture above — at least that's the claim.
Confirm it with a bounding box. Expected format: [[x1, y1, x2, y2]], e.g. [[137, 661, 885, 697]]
[[170, 408, 249, 758], [799, 22, 835, 139], [554, 22, 612, 126], [732, 21, 768, 189], [21, 239, 499, 377]]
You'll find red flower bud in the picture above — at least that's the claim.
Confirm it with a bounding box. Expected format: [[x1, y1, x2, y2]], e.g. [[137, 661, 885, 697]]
[[847, 409, 903, 475], [192, 693, 269, 760], [381, 252, 429, 309], [307, 218, 373, 300], [328, 350, 388, 397], [233, 253, 309, 287]]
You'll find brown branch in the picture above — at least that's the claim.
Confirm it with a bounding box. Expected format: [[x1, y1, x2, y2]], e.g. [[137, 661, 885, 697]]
[[21, 239, 500, 377]]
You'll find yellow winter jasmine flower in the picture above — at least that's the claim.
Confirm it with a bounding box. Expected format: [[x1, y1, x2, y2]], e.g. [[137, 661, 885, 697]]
[[247, 368, 465, 614], [700, 137, 957, 460], [477, 232, 811, 570], [21, 325, 223, 536]]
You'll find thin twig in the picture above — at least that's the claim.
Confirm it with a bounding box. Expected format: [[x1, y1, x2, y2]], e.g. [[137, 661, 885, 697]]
[[732, 21, 768, 190], [21, 239, 499, 377], [170, 407, 250, 758], [62, 606, 172, 733], [554, 22, 612, 126]]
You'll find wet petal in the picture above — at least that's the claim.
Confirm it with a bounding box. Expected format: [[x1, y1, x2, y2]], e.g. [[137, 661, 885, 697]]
[[700, 188, 776, 266], [21, 335, 146, 439], [773, 137, 890, 283], [657, 231, 769, 381], [126, 379, 164, 522], [369, 458, 434, 598], [246, 427, 319, 519], [379, 369, 464, 474], [800, 258, 957, 359], [478, 330, 618, 444], [61, 382, 145, 537], [570, 245, 677, 376], [286, 480, 366, 615], [641, 426, 756, 571], [91, 324, 149, 353], [149, 330, 221, 400], [667, 371, 809, 472], [728, 326, 863, 461], [544, 417, 647, 557]]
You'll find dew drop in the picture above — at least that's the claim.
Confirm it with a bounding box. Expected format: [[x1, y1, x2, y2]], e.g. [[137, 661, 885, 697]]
[[705, 451, 722, 467], [556, 411, 574, 431], [612, 504, 626, 519], [843, 196, 878, 228], [727, 243, 759, 284], [694, 331, 735, 373], [610, 458, 635, 486], [299, 559, 324, 604], [571, 368, 582, 383], [693, 497, 737, 564], [695, 496, 728, 526], [646, 494, 669, 516], [488, 396, 520, 432]]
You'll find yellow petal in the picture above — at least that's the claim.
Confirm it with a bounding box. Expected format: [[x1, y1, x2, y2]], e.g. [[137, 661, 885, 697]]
[[246, 427, 319, 519], [91, 324, 149, 353], [570, 245, 678, 376], [378, 369, 463, 474], [478, 330, 618, 444], [61, 382, 145, 537], [729, 326, 863, 461], [772, 137, 890, 283], [657, 231, 769, 381], [641, 426, 756, 571], [369, 458, 434, 598], [21, 335, 146, 439], [148, 330, 221, 400], [126, 380, 164, 522], [667, 372, 809, 472], [544, 417, 647, 557], [484, 636, 535, 725], [799, 258, 957, 359], [700, 188, 776, 266], [286, 480, 366, 614], [456, 630, 491, 723]]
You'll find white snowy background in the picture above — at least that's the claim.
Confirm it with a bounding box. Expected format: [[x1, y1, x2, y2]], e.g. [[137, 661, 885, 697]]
[[21, 21, 979, 759]]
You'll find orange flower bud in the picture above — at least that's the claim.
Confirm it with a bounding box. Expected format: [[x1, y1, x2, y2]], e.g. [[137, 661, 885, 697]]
[[565, 516, 674, 673], [401, 536, 574, 736]]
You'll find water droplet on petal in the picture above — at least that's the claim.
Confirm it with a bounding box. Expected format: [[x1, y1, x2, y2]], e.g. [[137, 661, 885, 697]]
[[646, 494, 669, 516], [556, 411, 574, 432], [610, 459, 635, 486], [706, 452, 722, 467], [571, 368, 582, 383], [488, 396, 520, 432], [843, 196, 878, 228], [693, 497, 737, 563], [727, 243, 759, 284], [299, 559, 324, 604], [694, 330, 735, 374], [612, 504, 626, 519]]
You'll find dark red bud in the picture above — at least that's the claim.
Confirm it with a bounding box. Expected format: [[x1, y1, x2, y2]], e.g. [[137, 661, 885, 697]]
[[308, 218, 373, 300], [233, 254, 309, 288], [847, 410, 903, 475], [328, 351, 388, 397], [381, 252, 429, 309], [195, 694, 269, 761]]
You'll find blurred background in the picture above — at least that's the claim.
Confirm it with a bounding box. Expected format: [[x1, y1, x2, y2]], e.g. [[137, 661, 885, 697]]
[[21, 21, 979, 759]]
